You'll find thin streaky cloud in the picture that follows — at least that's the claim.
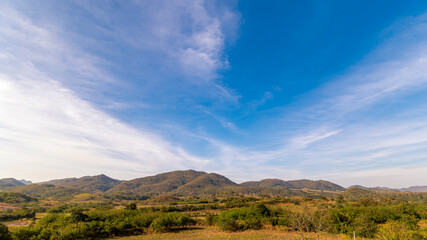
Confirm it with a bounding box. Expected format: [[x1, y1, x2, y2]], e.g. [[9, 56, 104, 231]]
[[1, 1, 427, 188]]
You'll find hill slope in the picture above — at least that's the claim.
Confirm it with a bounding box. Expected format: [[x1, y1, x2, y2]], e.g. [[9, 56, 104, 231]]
[[241, 179, 345, 191], [0, 178, 26, 188], [108, 170, 237, 194], [342, 186, 377, 200], [6, 184, 82, 198], [241, 179, 293, 189], [400, 186, 427, 193], [287, 179, 345, 191], [59, 174, 121, 193], [175, 173, 238, 193], [39, 177, 78, 186], [38, 175, 121, 193]]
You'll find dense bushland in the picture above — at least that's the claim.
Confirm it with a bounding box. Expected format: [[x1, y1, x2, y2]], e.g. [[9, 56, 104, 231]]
[[0, 193, 36, 204], [215, 203, 272, 231], [3, 194, 426, 239], [0, 223, 13, 240], [10, 207, 195, 239], [0, 208, 35, 221], [212, 202, 426, 239]]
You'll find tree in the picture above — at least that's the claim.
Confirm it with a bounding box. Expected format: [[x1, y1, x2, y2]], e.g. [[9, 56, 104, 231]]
[[292, 209, 313, 240], [351, 213, 378, 238], [71, 208, 88, 223], [313, 208, 328, 240], [0, 223, 12, 240], [125, 202, 137, 210], [376, 221, 415, 240], [336, 195, 345, 203]]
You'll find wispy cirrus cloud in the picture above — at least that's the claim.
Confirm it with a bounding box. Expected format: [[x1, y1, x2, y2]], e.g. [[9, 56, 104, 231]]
[[0, 67, 209, 181], [0, 0, 239, 181], [73, 0, 240, 103], [201, 12, 427, 187], [2, 0, 427, 189]]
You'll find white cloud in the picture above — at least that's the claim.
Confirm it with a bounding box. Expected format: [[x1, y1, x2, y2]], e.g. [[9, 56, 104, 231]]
[[0, 69, 208, 181], [2, 1, 427, 189], [203, 12, 427, 186], [324, 165, 427, 188], [0, 1, 231, 181], [291, 129, 341, 149]]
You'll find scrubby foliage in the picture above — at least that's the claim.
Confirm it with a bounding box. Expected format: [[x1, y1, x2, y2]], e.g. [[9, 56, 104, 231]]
[[7, 184, 82, 198], [376, 220, 424, 240], [10, 207, 195, 239], [327, 203, 424, 238], [210, 201, 426, 239], [1, 186, 425, 240], [216, 204, 270, 231], [0, 208, 35, 221], [0, 223, 13, 240], [0, 192, 36, 204]]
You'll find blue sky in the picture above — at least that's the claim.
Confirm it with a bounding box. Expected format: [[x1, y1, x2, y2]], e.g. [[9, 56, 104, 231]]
[[1, 0, 427, 187]]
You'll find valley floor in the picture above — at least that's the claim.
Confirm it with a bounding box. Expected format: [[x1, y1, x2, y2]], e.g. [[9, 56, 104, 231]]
[[111, 227, 354, 240]]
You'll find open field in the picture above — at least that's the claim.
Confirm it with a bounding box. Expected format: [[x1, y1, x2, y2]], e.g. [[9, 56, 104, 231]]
[[1, 174, 426, 240], [112, 227, 353, 240]]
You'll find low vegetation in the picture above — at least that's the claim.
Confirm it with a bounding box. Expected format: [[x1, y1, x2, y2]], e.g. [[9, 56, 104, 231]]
[[0, 195, 424, 240], [0, 171, 426, 239], [11, 207, 195, 239], [0, 208, 35, 222], [0, 193, 36, 204]]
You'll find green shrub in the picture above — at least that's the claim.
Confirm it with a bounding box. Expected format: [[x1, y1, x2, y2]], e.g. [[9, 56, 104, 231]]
[[0, 208, 36, 221], [150, 212, 194, 232], [216, 212, 240, 231], [216, 204, 272, 231], [71, 208, 89, 223], [125, 203, 137, 210], [350, 213, 378, 238], [0, 223, 12, 240], [242, 218, 262, 230], [12, 226, 42, 240], [0, 192, 36, 204], [376, 220, 422, 240], [205, 213, 216, 226], [10, 208, 195, 239]]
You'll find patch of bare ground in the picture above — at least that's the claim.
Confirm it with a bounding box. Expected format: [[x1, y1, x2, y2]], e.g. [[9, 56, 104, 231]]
[[111, 226, 354, 240], [0, 202, 18, 211], [4, 220, 31, 227]]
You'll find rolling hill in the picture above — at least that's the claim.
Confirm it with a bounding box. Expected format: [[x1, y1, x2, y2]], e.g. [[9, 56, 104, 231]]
[[58, 174, 121, 193], [5, 184, 82, 198], [37, 174, 121, 193], [241, 178, 345, 191], [0, 178, 26, 188], [107, 170, 343, 196], [400, 186, 427, 193], [0, 192, 37, 203], [241, 179, 294, 188], [108, 170, 220, 194], [39, 177, 78, 186], [348, 185, 427, 193], [174, 173, 238, 193], [342, 186, 377, 200], [10, 170, 427, 198]]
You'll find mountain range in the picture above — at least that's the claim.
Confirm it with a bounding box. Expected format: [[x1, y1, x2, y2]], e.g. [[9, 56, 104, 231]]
[[241, 178, 346, 191], [40, 174, 121, 193], [0, 170, 425, 199]]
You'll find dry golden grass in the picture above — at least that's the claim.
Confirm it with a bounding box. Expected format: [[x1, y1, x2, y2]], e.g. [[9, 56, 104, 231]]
[[0, 202, 18, 210], [35, 212, 48, 220], [4, 219, 31, 227], [111, 227, 354, 240]]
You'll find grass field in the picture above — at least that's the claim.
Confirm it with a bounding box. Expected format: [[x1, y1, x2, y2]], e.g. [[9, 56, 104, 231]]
[[111, 227, 355, 240]]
